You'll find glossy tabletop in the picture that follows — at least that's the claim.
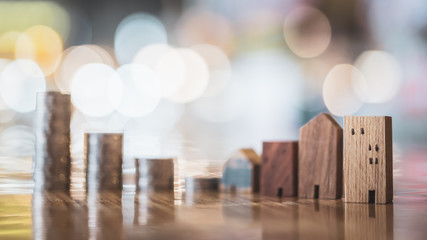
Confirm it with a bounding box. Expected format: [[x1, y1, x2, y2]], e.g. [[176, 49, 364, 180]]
[[0, 189, 426, 240]]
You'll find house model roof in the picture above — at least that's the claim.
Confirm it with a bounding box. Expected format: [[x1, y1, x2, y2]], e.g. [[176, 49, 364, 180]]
[[227, 148, 261, 165], [300, 113, 341, 132]]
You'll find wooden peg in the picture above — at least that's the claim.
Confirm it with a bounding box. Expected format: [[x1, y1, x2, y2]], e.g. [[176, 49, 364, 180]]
[[344, 116, 393, 204], [222, 148, 261, 193], [298, 113, 343, 199], [261, 141, 298, 197]]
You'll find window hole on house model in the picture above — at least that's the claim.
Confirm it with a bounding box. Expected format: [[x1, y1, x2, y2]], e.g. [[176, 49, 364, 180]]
[[361, 128, 365, 134], [375, 145, 379, 152], [369, 158, 373, 164], [369, 144, 372, 151], [314, 185, 319, 199], [351, 129, 355, 135], [375, 158, 378, 164], [369, 190, 375, 204], [277, 188, 283, 198]]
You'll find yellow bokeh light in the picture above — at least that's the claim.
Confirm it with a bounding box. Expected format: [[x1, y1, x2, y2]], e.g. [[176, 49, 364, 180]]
[[0, 1, 70, 40], [0, 31, 20, 59], [15, 25, 63, 76]]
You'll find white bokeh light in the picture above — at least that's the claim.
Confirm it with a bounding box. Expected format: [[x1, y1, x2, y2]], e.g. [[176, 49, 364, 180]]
[[166, 48, 209, 103], [0, 59, 12, 111], [353, 50, 402, 103], [323, 64, 364, 116], [71, 63, 122, 117], [0, 59, 46, 112], [191, 44, 231, 97], [134, 45, 209, 102], [115, 63, 161, 117], [114, 13, 168, 65], [55, 45, 115, 93], [154, 48, 186, 99], [133, 44, 172, 69]]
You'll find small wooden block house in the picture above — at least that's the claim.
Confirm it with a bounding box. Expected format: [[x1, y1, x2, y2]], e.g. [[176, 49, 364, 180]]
[[344, 116, 393, 204], [222, 148, 261, 193], [261, 141, 298, 197], [298, 113, 343, 199]]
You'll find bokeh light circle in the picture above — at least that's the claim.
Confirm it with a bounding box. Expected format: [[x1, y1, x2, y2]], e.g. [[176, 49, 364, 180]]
[[323, 64, 363, 116], [55, 45, 115, 93], [15, 25, 63, 76], [133, 44, 172, 69], [154, 48, 186, 98], [352, 50, 402, 103], [115, 63, 161, 117], [284, 5, 331, 58], [114, 13, 168, 65], [0, 31, 20, 59], [166, 49, 209, 103], [177, 8, 233, 53], [0, 59, 46, 112], [134, 45, 209, 102], [191, 44, 231, 97], [71, 63, 122, 117]]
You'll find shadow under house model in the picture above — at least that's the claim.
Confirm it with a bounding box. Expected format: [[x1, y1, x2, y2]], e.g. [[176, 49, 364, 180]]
[[344, 116, 393, 204], [261, 141, 298, 198], [298, 113, 343, 199], [222, 148, 261, 193]]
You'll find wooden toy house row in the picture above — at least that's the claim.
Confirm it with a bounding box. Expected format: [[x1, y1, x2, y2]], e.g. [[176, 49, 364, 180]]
[[221, 113, 393, 204]]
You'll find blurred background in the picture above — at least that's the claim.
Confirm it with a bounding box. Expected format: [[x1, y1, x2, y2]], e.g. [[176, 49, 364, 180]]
[[0, 0, 426, 194]]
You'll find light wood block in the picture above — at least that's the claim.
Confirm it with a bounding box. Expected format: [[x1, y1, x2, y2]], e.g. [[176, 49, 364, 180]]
[[298, 113, 343, 199], [261, 141, 298, 197], [344, 116, 393, 204], [222, 148, 261, 193]]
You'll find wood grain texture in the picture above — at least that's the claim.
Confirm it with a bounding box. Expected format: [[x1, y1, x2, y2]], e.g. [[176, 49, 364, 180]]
[[222, 148, 261, 193], [344, 116, 393, 204], [2, 191, 416, 240], [345, 204, 393, 240], [298, 113, 343, 199], [261, 141, 298, 197], [298, 201, 345, 240]]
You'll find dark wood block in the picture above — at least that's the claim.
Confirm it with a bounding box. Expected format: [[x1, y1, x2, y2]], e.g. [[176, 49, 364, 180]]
[[298, 113, 343, 199], [222, 148, 261, 193], [261, 141, 298, 197]]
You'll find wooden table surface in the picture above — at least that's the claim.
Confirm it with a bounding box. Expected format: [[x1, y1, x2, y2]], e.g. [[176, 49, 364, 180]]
[[0, 189, 426, 240], [0, 152, 426, 240]]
